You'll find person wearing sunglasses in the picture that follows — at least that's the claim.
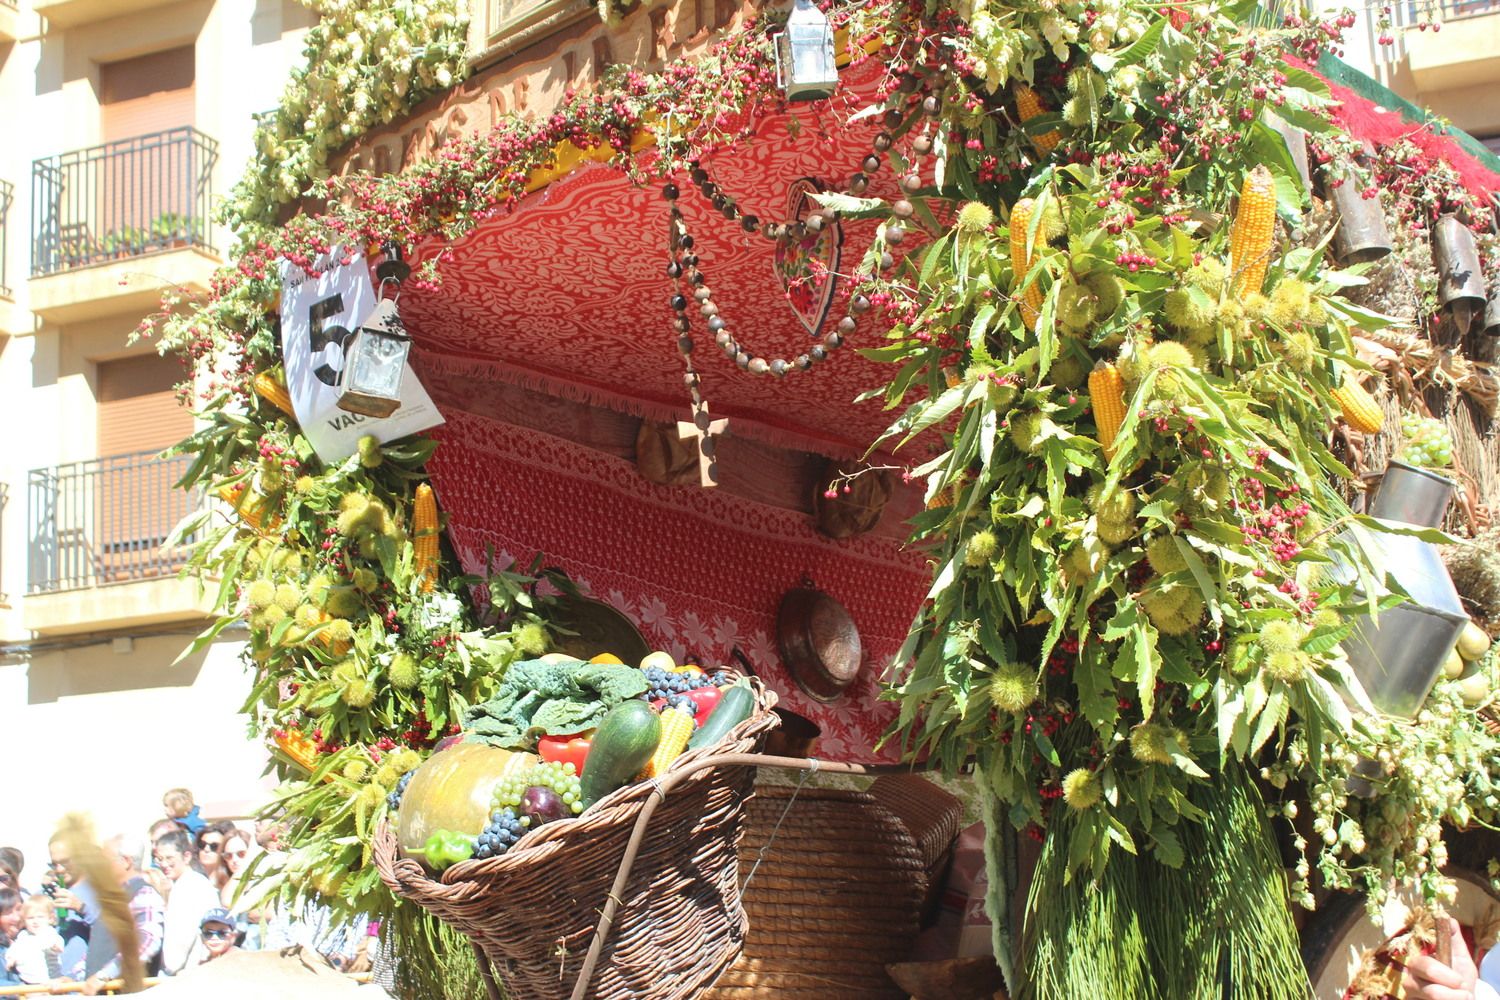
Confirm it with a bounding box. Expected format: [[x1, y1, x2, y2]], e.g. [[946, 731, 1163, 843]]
[[195, 827, 229, 892], [195, 910, 239, 965], [218, 832, 264, 951]]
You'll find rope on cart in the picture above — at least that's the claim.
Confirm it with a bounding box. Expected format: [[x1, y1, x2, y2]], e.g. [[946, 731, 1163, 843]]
[[741, 760, 818, 892]]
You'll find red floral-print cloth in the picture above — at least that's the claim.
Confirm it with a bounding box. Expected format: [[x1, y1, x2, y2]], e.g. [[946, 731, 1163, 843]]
[[426, 409, 931, 763], [399, 54, 945, 760], [396, 53, 913, 462]]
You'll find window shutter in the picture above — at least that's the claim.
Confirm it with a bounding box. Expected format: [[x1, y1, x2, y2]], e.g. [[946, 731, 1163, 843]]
[[97, 353, 192, 458], [99, 46, 195, 143]]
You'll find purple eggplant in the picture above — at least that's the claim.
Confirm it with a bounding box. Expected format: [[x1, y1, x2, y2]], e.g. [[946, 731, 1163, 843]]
[[519, 785, 570, 826]]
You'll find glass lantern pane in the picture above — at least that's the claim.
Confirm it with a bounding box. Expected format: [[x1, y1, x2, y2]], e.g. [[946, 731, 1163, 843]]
[[790, 25, 832, 81], [349, 331, 407, 398]]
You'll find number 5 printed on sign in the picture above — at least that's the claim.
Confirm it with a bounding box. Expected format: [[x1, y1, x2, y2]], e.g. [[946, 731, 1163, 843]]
[[278, 248, 443, 463]]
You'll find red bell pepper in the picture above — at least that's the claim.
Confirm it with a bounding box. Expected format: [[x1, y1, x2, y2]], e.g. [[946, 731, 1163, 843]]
[[538, 731, 593, 776], [683, 685, 723, 720]]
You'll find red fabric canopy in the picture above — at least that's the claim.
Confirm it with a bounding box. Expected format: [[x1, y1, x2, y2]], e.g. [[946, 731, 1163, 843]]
[[405, 57, 931, 760], [401, 55, 913, 460]]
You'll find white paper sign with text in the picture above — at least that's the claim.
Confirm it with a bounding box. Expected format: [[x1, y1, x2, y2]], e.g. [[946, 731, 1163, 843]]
[[279, 251, 443, 463]]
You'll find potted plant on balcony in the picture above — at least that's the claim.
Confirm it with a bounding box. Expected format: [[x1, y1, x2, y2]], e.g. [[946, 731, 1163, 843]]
[[55, 225, 95, 269], [151, 212, 193, 250], [101, 225, 149, 260]]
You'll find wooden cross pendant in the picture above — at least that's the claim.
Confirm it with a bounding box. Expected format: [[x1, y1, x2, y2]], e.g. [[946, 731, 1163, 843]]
[[678, 401, 728, 488]]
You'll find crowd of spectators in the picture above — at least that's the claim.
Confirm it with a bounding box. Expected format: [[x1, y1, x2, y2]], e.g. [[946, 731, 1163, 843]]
[[0, 788, 376, 991]]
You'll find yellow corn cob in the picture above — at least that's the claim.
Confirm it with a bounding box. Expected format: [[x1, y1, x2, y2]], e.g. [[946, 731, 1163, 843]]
[[1015, 84, 1061, 153], [1010, 199, 1044, 331], [253, 371, 295, 417], [641, 705, 695, 779], [1089, 361, 1127, 459], [312, 611, 354, 658], [1331, 373, 1384, 434], [219, 483, 280, 532], [275, 729, 319, 772], [412, 483, 440, 593], [1229, 165, 1277, 299]]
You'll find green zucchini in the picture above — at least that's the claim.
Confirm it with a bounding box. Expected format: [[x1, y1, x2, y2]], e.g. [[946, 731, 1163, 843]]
[[687, 679, 755, 750], [580, 700, 662, 808]]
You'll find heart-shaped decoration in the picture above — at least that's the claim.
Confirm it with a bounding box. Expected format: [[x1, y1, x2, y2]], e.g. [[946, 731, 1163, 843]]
[[774, 177, 843, 338]]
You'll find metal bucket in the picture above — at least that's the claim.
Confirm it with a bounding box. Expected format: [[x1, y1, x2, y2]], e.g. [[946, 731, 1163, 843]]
[[1367, 460, 1457, 527], [1329, 181, 1392, 264], [1336, 455, 1467, 718], [1434, 215, 1486, 329], [1339, 528, 1470, 718]]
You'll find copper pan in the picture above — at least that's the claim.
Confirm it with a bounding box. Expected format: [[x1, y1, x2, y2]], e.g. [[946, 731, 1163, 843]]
[[776, 579, 863, 702]]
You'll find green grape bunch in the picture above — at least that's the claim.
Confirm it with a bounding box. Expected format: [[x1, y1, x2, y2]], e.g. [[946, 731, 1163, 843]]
[[491, 761, 584, 817], [1399, 413, 1454, 470]]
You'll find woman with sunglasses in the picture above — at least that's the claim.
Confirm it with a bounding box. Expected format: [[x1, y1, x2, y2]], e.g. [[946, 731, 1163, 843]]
[[195, 822, 236, 891], [219, 832, 265, 950]]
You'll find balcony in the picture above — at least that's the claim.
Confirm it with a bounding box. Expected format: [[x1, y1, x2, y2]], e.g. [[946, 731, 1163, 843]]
[[29, 127, 219, 325], [33, 0, 178, 28], [1407, 0, 1500, 100], [0, 178, 24, 336], [0, 179, 11, 299], [25, 451, 214, 634], [0, 484, 8, 608]]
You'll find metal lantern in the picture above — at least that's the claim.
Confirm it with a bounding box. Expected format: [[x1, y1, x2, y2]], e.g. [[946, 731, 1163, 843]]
[[1484, 280, 1500, 338], [774, 0, 838, 103], [337, 295, 410, 418]]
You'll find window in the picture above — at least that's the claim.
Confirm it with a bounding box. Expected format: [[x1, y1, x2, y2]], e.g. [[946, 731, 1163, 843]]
[[99, 46, 195, 142], [96, 353, 192, 459]]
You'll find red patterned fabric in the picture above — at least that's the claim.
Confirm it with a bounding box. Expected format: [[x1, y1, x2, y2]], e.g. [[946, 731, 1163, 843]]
[[398, 56, 913, 461], [427, 410, 930, 762], [400, 57, 945, 760]]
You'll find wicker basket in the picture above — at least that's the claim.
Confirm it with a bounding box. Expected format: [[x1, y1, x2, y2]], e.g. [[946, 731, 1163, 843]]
[[374, 678, 777, 1000], [701, 784, 927, 999]]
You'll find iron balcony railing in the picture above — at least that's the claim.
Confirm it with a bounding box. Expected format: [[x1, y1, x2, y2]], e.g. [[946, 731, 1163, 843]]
[[30, 126, 218, 277], [28, 451, 203, 594], [1442, 0, 1500, 16], [0, 179, 12, 298], [0, 483, 8, 606]]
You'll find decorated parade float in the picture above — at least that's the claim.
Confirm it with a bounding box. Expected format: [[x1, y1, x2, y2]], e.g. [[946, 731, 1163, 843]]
[[145, 0, 1500, 996]]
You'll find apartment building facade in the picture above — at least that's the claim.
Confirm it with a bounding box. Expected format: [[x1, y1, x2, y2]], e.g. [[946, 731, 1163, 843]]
[[0, 0, 316, 881], [1327, 0, 1500, 149]]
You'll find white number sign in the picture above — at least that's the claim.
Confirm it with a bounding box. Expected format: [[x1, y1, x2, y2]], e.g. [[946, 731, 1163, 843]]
[[279, 250, 443, 463]]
